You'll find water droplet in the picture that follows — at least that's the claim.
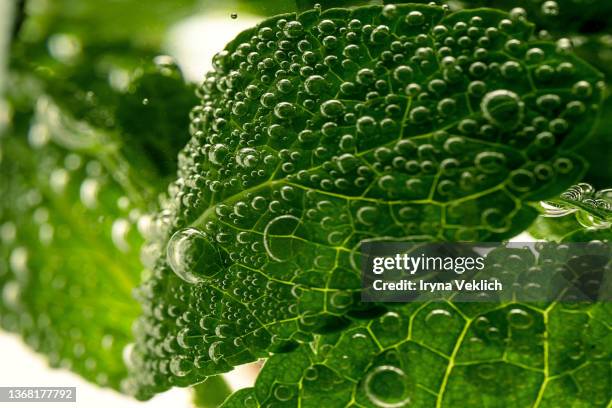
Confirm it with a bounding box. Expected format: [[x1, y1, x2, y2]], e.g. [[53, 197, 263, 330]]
[[273, 384, 294, 401], [425, 309, 454, 333], [330, 291, 352, 309], [405, 11, 425, 26], [274, 102, 296, 119], [10, 247, 29, 280], [320, 99, 344, 118], [2, 281, 20, 310], [477, 363, 497, 380], [356, 206, 379, 226], [170, 355, 193, 377], [208, 341, 224, 364], [236, 148, 259, 168], [541, 1, 559, 16], [304, 366, 319, 381], [79, 178, 100, 209], [304, 75, 326, 95], [209, 143, 229, 165]]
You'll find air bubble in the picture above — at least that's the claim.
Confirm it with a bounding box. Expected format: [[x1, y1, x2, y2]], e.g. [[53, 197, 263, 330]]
[[507, 308, 534, 329], [364, 365, 411, 407], [480, 89, 524, 130], [263, 215, 304, 262], [166, 228, 221, 284], [425, 309, 453, 333], [541, 1, 559, 16], [405, 11, 425, 26]]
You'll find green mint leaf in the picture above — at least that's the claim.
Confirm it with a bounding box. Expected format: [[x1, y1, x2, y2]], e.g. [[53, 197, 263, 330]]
[[222, 300, 611, 407], [127, 4, 604, 399], [18, 0, 200, 48], [12, 58, 197, 200], [450, 0, 612, 38], [0, 134, 142, 389]]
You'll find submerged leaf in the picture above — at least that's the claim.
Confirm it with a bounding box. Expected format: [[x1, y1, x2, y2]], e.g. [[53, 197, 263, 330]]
[[126, 4, 604, 398]]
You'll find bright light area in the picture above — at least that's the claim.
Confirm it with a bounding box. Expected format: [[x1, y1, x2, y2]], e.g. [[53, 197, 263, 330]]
[[165, 12, 261, 83], [0, 331, 190, 407]]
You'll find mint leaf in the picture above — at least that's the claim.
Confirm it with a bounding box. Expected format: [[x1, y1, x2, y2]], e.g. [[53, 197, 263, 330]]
[[1, 0, 200, 391], [576, 98, 612, 189], [12, 58, 197, 199], [221, 301, 611, 407], [126, 4, 604, 399], [451, 0, 611, 38], [0, 134, 141, 389]]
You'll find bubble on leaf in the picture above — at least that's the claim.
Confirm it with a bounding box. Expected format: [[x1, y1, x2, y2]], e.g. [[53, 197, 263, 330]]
[[166, 228, 221, 284], [263, 215, 305, 262], [481, 89, 524, 129], [364, 365, 411, 408]]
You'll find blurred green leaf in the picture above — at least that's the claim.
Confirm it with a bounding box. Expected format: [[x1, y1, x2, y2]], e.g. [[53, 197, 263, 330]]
[[0, 133, 141, 389], [19, 0, 200, 48], [0, 0, 199, 392], [193, 375, 233, 407]]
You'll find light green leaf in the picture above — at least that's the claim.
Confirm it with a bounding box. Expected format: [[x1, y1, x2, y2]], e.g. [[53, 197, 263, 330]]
[[1, 2, 198, 388], [126, 4, 604, 399], [0, 134, 141, 389]]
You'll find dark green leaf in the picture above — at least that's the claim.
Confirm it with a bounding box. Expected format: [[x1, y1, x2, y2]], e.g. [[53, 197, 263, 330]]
[[126, 4, 604, 399]]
